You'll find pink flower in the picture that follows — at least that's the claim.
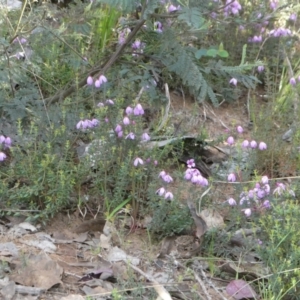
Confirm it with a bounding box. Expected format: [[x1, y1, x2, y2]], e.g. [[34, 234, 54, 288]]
[[228, 198, 237, 206], [187, 159, 195, 168], [258, 141, 267, 150], [227, 136, 235, 145], [87, 76, 93, 85], [164, 191, 174, 200], [125, 106, 133, 115], [141, 132, 150, 141], [117, 131, 123, 138], [95, 80, 101, 88], [156, 187, 166, 196], [290, 77, 296, 86], [263, 200, 271, 209], [159, 170, 166, 178], [257, 66, 264, 73], [76, 120, 89, 130], [97, 102, 104, 107], [133, 103, 144, 116], [237, 126, 243, 133], [250, 140, 257, 148], [115, 124, 122, 133], [261, 175, 269, 184], [229, 78, 237, 86], [0, 152, 6, 161], [244, 208, 251, 217], [99, 75, 107, 85], [133, 157, 144, 166], [123, 116, 130, 125], [90, 119, 100, 127], [162, 174, 173, 183], [125, 132, 135, 140], [106, 99, 114, 105], [227, 173, 236, 182], [241, 140, 249, 148]]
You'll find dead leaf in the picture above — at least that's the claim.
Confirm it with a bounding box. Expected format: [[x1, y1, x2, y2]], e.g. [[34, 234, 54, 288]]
[[60, 296, 85, 300], [18, 222, 37, 233], [187, 200, 207, 239], [20, 238, 56, 253], [0, 242, 18, 257], [157, 236, 176, 258], [74, 218, 106, 233], [107, 246, 140, 265], [10, 252, 63, 290], [199, 208, 225, 230], [226, 279, 257, 299]]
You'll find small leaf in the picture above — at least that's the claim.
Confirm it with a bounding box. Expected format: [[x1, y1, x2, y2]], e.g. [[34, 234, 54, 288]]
[[226, 279, 257, 299], [206, 49, 218, 57], [217, 50, 229, 58], [195, 49, 207, 59], [218, 42, 224, 51]]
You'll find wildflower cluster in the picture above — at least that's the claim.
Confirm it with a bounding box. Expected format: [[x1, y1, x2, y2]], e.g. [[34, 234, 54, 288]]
[[226, 125, 267, 151], [184, 159, 208, 187], [223, 0, 242, 17], [227, 175, 295, 217], [156, 170, 174, 200], [86, 74, 107, 88], [0, 135, 11, 161]]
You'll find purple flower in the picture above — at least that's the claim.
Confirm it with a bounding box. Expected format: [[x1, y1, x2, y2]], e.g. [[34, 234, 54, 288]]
[[244, 208, 251, 217], [117, 131, 123, 138], [228, 173, 236, 182], [115, 124, 122, 133], [159, 170, 167, 178], [87, 76, 93, 85], [13, 37, 27, 44], [264, 184, 271, 194], [126, 106, 133, 115], [227, 136, 235, 145], [290, 77, 296, 86], [229, 78, 237, 86], [259, 141, 267, 150], [156, 187, 166, 196], [237, 126, 243, 133], [257, 189, 266, 199], [123, 116, 130, 125], [105, 99, 114, 105], [290, 13, 297, 22], [257, 66, 264, 73], [165, 191, 174, 200], [263, 200, 271, 209], [187, 159, 195, 168], [0, 152, 6, 161], [162, 174, 173, 183], [132, 40, 142, 49], [3, 137, 11, 148], [154, 160, 158, 166], [99, 75, 107, 85], [97, 102, 104, 107], [95, 80, 101, 88], [125, 132, 135, 140], [133, 104, 144, 116], [154, 21, 163, 33], [0, 136, 5, 144], [168, 4, 180, 13], [133, 157, 144, 166], [228, 198, 237, 206], [191, 174, 204, 185], [250, 140, 257, 148], [90, 119, 100, 127], [248, 190, 255, 198], [270, 1, 278, 10], [261, 176, 269, 184], [273, 182, 286, 195], [242, 140, 249, 148], [76, 120, 89, 130], [141, 132, 150, 142]]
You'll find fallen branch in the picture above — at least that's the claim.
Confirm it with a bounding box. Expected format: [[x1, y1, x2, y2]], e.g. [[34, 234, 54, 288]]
[[126, 261, 173, 300], [45, 18, 146, 106]]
